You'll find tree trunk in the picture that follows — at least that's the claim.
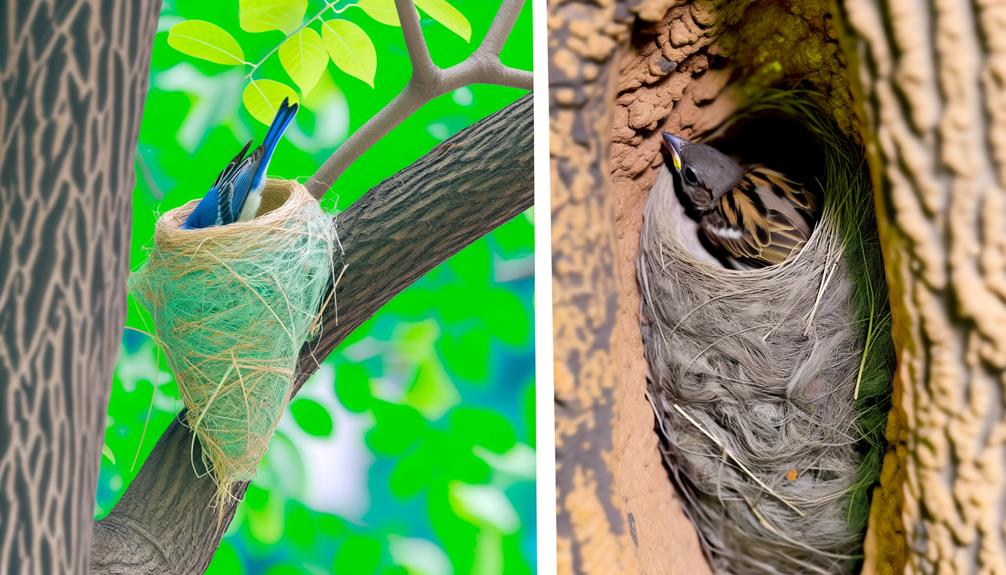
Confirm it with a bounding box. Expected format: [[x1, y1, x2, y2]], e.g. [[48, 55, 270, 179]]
[[549, 1, 711, 573], [839, 1, 1006, 572], [552, 0, 870, 573], [554, 0, 1006, 572], [90, 94, 534, 574], [0, 1, 160, 574]]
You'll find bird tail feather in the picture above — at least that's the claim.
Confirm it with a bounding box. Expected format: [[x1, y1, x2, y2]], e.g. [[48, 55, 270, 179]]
[[253, 98, 298, 186]]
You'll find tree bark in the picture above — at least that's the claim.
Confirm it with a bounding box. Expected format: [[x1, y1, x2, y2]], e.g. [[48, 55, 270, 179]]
[[0, 2, 160, 574], [838, 1, 1006, 572], [549, 1, 637, 572], [549, 1, 711, 573], [90, 94, 534, 575]]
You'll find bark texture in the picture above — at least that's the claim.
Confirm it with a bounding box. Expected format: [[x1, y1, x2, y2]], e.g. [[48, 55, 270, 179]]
[[91, 94, 534, 575], [0, 2, 160, 574], [839, 1, 1006, 573], [550, 1, 709, 573]]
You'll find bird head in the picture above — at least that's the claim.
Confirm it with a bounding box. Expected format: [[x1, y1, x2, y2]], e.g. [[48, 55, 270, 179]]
[[661, 132, 743, 212]]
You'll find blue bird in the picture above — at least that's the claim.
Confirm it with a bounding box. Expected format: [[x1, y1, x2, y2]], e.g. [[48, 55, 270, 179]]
[[182, 98, 299, 229]]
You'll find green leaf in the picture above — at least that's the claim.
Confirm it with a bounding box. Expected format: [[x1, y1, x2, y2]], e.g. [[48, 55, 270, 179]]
[[396, 319, 439, 362], [244, 485, 285, 545], [404, 359, 460, 419], [449, 407, 516, 453], [334, 363, 372, 413], [449, 237, 491, 285], [318, 513, 349, 537], [333, 535, 382, 574], [389, 446, 432, 498], [436, 433, 491, 483], [239, 0, 307, 34], [523, 380, 535, 448], [101, 443, 116, 465], [242, 79, 299, 125], [479, 288, 530, 346], [356, 0, 400, 26], [321, 19, 377, 87], [289, 398, 335, 437], [448, 482, 520, 533], [437, 329, 490, 383], [205, 540, 244, 575], [285, 503, 317, 550], [415, 0, 471, 42], [167, 20, 245, 65], [367, 401, 424, 454], [279, 27, 327, 94]]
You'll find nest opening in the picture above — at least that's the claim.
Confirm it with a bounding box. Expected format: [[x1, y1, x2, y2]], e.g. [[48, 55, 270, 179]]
[[705, 108, 826, 201]]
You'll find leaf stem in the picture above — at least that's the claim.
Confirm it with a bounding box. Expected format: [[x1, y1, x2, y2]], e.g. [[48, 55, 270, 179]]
[[243, 0, 352, 82]]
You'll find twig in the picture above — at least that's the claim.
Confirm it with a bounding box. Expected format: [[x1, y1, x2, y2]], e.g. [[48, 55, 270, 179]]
[[243, 0, 352, 82], [306, 0, 532, 197], [396, 0, 436, 85], [480, 0, 523, 55]]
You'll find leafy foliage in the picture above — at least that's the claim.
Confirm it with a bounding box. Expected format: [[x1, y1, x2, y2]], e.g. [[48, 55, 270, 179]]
[[98, 0, 534, 573], [168, 0, 474, 123]]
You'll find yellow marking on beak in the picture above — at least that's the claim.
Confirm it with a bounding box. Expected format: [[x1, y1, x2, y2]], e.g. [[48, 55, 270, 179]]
[[672, 153, 681, 171]]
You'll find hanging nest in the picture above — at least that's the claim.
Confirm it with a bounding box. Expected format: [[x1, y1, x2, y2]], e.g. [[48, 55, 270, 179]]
[[129, 179, 336, 509], [638, 93, 893, 574]]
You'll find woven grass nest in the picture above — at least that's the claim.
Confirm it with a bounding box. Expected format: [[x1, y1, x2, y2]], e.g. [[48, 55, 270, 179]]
[[129, 179, 336, 508], [638, 93, 893, 574]]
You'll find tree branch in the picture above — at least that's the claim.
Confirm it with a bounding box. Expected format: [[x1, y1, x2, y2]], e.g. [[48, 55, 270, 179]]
[[481, 0, 523, 55], [306, 0, 531, 198], [91, 94, 533, 575], [395, 0, 437, 85]]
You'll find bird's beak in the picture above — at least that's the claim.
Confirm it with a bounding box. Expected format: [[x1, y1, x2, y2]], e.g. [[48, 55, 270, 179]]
[[661, 132, 684, 172]]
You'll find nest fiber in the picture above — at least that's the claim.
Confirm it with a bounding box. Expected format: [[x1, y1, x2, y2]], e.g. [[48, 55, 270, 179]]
[[638, 95, 892, 574], [129, 179, 335, 504]]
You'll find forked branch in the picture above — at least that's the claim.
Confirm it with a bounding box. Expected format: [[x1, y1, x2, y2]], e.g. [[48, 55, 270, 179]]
[[306, 0, 531, 197]]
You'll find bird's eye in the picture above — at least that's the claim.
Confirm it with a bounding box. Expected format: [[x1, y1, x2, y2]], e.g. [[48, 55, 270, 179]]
[[682, 167, 699, 185]]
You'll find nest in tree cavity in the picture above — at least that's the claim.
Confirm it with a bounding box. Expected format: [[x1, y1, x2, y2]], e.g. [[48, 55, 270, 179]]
[[638, 93, 892, 574], [129, 179, 336, 510]]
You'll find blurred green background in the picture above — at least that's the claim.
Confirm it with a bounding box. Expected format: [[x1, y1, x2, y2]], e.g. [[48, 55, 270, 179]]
[[95, 1, 535, 573]]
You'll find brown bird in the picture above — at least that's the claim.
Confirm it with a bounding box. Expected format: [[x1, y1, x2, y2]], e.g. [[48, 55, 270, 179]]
[[661, 132, 818, 269]]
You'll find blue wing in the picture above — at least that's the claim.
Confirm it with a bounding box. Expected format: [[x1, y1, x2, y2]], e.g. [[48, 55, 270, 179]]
[[182, 140, 251, 229], [182, 98, 299, 229]]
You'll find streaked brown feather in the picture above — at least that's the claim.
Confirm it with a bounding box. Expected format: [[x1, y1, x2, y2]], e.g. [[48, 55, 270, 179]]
[[699, 167, 817, 268]]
